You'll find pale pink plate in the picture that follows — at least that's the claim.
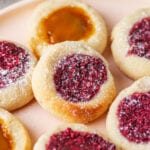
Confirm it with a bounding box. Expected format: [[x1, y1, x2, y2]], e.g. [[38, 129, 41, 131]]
[[0, 0, 149, 145]]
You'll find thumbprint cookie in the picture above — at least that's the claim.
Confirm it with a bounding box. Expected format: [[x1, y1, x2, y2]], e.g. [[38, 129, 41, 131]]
[[34, 124, 119, 150], [32, 41, 116, 123], [0, 40, 37, 111], [111, 8, 150, 79], [0, 108, 32, 150], [29, 0, 107, 57], [106, 77, 150, 150]]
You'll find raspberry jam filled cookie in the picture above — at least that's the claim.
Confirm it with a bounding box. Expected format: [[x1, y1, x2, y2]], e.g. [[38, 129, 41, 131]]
[[34, 124, 119, 150], [111, 8, 150, 79], [32, 41, 116, 123], [106, 77, 150, 150], [29, 0, 107, 57], [0, 40, 36, 110], [0, 108, 31, 150]]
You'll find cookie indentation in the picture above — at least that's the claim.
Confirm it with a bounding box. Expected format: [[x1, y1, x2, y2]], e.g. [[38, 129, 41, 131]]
[[117, 92, 150, 143], [0, 41, 30, 89], [46, 128, 116, 150], [37, 6, 94, 44], [54, 54, 107, 103], [128, 17, 150, 59]]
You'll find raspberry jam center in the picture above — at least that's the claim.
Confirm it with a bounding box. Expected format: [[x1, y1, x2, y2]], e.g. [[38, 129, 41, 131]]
[[117, 91, 150, 143], [38, 6, 94, 44], [54, 54, 107, 103], [46, 128, 116, 150], [0, 41, 30, 89], [128, 17, 150, 59]]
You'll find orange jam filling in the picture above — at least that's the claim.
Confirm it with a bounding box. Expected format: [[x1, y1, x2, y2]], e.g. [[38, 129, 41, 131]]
[[37, 6, 95, 44], [0, 123, 13, 150]]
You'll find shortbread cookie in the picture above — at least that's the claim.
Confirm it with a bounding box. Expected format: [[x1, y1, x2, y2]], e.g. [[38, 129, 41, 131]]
[[32, 41, 116, 123], [106, 76, 150, 150], [29, 0, 107, 57], [0, 40, 37, 110], [0, 108, 31, 150], [111, 8, 150, 79], [34, 124, 119, 150]]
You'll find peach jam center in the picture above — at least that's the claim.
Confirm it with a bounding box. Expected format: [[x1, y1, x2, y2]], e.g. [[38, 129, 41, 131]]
[[128, 17, 150, 59], [54, 54, 107, 103], [0, 41, 30, 89], [0, 123, 13, 150], [117, 92, 150, 143], [46, 128, 116, 150], [38, 6, 94, 44]]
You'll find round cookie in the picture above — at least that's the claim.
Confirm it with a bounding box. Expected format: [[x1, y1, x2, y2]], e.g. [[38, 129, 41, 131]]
[[29, 0, 107, 57], [32, 41, 116, 123], [111, 8, 150, 80], [34, 124, 119, 150], [106, 76, 150, 150], [0, 40, 37, 111], [0, 108, 32, 150]]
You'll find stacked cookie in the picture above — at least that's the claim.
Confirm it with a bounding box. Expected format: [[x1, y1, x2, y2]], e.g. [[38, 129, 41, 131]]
[[29, 0, 117, 148], [29, 0, 107, 57], [30, 0, 116, 124]]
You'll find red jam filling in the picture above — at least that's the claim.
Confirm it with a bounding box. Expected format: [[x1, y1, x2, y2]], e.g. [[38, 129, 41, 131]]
[[0, 41, 30, 89], [54, 54, 107, 103], [46, 128, 116, 150], [117, 91, 150, 143], [128, 17, 150, 59]]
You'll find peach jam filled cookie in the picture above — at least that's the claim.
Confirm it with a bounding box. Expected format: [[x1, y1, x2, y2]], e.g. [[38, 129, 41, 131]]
[[34, 124, 119, 150], [0, 108, 31, 150], [0, 40, 37, 111], [111, 8, 150, 79], [32, 41, 116, 123], [29, 0, 107, 57], [106, 77, 150, 150]]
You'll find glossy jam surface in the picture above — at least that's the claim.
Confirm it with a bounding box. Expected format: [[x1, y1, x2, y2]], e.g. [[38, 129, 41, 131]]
[[46, 128, 116, 150], [117, 91, 150, 143], [128, 17, 150, 59], [0, 123, 13, 150], [54, 54, 107, 103], [0, 41, 30, 89], [38, 6, 94, 44]]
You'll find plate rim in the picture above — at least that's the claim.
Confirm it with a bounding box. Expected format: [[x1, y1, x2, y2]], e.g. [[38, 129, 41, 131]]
[[0, 0, 41, 15]]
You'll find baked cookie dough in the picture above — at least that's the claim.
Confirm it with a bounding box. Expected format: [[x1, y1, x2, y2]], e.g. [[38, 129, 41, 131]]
[[32, 41, 116, 123], [111, 8, 150, 79], [29, 0, 107, 57], [106, 76, 150, 150], [34, 124, 119, 150], [0, 108, 31, 150], [0, 40, 37, 111]]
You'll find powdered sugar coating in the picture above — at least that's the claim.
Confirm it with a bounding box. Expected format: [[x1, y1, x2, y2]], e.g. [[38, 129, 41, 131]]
[[46, 128, 116, 150], [0, 41, 30, 89], [117, 91, 150, 143], [128, 17, 150, 59], [54, 54, 107, 103]]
